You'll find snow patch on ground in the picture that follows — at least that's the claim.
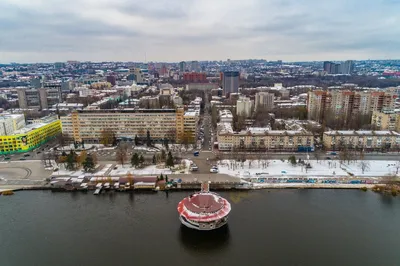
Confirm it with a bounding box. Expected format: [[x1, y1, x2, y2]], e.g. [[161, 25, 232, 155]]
[[109, 165, 173, 176], [217, 159, 400, 178]]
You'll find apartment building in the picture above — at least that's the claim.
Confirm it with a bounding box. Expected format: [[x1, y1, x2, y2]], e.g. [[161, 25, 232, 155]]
[[219, 109, 233, 124], [217, 126, 314, 151], [0, 114, 25, 135], [17, 86, 62, 110], [307, 90, 329, 122], [255, 92, 274, 111], [371, 110, 400, 131], [183, 72, 207, 83], [61, 108, 198, 144], [176, 109, 199, 143], [323, 130, 400, 151], [307, 90, 397, 122], [0, 115, 61, 155], [236, 97, 253, 117]]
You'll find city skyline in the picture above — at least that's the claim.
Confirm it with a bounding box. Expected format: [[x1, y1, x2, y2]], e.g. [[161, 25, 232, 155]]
[[1, 0, 400, 63]]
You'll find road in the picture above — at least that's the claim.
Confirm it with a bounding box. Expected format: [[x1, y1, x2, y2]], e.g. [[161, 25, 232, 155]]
[[201, 91, 212, 151]]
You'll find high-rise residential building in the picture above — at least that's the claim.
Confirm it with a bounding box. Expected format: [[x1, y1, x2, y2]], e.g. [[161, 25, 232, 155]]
[[191, 61, 200, 72], [223, 71, 240, 95], [307, 90, 397, 122], [236, 97, 253, 117], [371, 110, 400, 132], [17, 85, 62, 110], [323, 60, 354, 74], [106, 75, 116, 86], [17, 88, 41, 109], [183, 72, 207, 83], [179, 61, 186, 72], [130, 68, 145, 84], [60, 108, 198, 144], [307, 90, 330, 122], [41, 83, 63, 109], [255, 92, 274, 111], [341, 60, 354, 75]]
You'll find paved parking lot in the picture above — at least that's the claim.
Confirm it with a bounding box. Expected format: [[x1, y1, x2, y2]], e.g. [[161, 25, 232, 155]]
[[0, 161, 52, 188]]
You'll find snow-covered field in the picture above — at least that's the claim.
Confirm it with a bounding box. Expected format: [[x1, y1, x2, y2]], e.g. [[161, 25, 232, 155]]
[[52, 164, 104, 177], [60, 144, 113, 151], [218, 159, 400, 179], [108, 165, 173, 176], [134, 146, 159, 152], [154, 144, 195, 153]]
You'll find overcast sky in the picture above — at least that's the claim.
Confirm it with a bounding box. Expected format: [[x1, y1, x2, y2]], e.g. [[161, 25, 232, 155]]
[[0, 0, 399, 63]]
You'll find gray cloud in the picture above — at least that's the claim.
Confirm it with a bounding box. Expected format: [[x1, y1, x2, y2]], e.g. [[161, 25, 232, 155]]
[[0, 0, 399, 62]]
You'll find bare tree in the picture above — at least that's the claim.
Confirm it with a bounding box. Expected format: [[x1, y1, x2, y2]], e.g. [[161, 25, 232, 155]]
[[314, 152, 320, 162], [116, 143, 128, 166], [395, 161, 400, 175], [100, 129, 116, 147], [359, 161, 370, 174]]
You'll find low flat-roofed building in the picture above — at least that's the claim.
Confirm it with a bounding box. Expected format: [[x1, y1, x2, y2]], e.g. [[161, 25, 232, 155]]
[[217, 125, 313, 152], [371, 110, 400, 132], [323, 130, 400, 151]]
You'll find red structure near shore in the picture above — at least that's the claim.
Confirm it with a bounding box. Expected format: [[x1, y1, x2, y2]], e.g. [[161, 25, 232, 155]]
[[177, 182, 231, 230]]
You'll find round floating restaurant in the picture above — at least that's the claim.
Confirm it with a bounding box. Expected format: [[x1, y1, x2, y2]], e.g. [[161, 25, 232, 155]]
[[177, 182, 231, 230]]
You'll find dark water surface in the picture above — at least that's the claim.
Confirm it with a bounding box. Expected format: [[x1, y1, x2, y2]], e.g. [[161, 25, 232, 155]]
[[1, 190, 399, 266]]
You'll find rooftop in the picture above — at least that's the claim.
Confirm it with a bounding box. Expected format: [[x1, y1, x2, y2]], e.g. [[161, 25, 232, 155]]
[[325, 130, 400, 136]]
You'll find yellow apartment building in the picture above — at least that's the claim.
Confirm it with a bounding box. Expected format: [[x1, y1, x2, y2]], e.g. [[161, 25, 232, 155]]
[[0, 115, 61, 155]]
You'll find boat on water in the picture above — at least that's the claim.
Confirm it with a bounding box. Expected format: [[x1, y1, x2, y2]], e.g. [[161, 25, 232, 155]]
[[177, 181, 231, 231]]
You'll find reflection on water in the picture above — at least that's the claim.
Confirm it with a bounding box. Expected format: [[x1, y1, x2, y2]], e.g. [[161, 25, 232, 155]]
[[179, 224, 231, 254], [228, 190, 255, 203]]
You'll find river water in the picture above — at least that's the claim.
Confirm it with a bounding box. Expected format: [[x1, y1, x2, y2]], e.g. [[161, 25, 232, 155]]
[[0, 190, 399, 266]]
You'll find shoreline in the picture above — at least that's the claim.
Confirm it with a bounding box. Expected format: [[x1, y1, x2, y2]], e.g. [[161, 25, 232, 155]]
[[1, 183, 380, 194]]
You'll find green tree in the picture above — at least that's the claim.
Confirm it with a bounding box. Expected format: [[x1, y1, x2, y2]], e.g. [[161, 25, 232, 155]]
[[82, 154, 95, 172], [164, 138, 169, 151], [166, 151, 174, 167], [146, 130, 151, 147], [165, 175, 168, 183], [139, 154, 145, 166], [66, 150, 77, 170], [134, 135, 139, 146], [152, 154, 156, 164], [131, 153, 139, 167], [288, 155, 297, 166], [161, 149, 166, 162], [159, 173, 164, 181]]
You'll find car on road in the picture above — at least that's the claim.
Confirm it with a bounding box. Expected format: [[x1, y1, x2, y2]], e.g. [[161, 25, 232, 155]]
[[190, 165, 199, 171], [4, 157, 10, 160], [210, 167, 219, 173], [20, 158, 26, 160], [23, 154, 30, 157]]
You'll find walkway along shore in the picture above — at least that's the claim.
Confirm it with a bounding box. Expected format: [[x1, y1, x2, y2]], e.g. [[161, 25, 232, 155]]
[[0, 182, 380, 194]]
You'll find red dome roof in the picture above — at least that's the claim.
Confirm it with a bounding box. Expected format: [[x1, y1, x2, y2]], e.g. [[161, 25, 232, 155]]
[[177, 192, 231, 222]]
